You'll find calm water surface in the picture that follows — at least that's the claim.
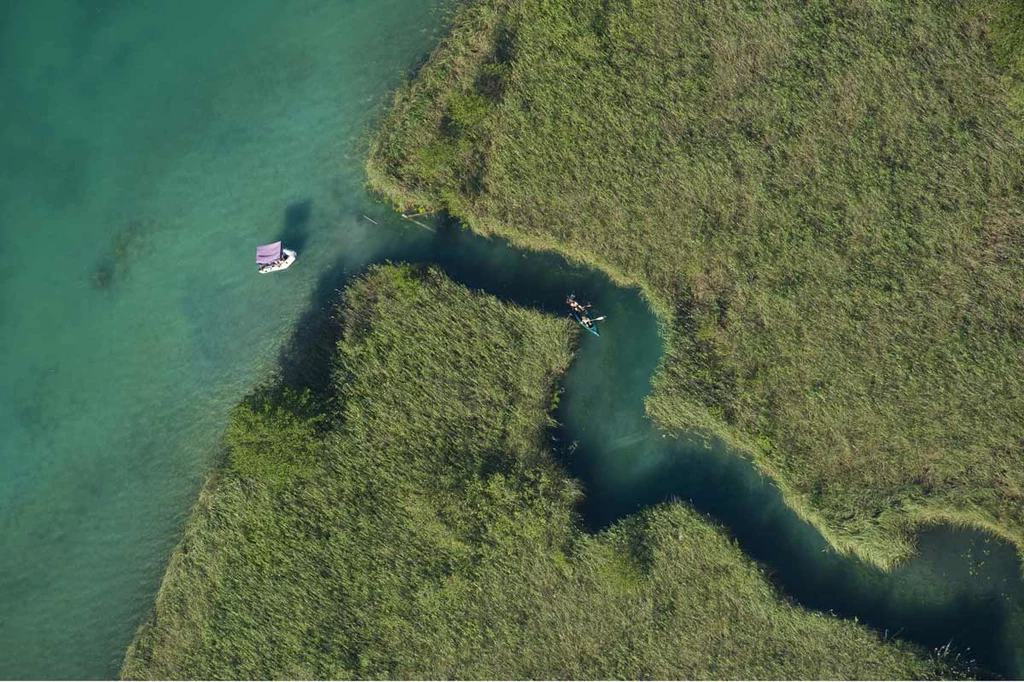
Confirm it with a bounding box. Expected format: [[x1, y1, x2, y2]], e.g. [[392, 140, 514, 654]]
[[0, 0, 449, 676], [0, 0, 1022, 678]]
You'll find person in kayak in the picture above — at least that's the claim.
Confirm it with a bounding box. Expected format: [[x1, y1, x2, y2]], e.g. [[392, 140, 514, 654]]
[[579, 313, 595, 328], [567, 294, 589, 314]]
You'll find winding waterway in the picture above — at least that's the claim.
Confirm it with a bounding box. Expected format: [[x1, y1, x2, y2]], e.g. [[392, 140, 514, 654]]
[[0, 0, 1021, 678]]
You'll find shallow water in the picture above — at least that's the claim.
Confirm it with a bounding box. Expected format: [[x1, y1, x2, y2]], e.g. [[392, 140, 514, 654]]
[[0, 0, 1022, 678], [0, 0, 451, 676]]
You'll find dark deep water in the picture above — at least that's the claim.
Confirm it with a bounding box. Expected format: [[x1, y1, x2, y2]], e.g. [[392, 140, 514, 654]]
[[0, 0, 1021, 678]]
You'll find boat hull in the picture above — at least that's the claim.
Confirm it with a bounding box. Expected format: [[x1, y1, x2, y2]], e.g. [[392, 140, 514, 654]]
[[573, 312, 600, 337], [258, 249, 297, 274]]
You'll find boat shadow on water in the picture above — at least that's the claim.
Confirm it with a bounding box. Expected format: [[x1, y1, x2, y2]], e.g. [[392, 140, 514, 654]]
[[279, 211, 1024, 678], [281, 199, 313, 254]]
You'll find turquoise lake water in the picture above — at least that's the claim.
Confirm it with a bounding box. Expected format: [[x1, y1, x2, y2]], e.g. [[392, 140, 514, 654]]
[[0, 0, 451, 675], [1, 0, 1023, 678]]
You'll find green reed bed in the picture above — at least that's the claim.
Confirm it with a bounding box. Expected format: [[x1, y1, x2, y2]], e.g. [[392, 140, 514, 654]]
[[367, 0, 1024, 570], [121, 266, 955, 679]]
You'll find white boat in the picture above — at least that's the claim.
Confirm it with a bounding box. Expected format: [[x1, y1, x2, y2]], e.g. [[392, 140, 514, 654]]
[[256, 241, 297, 274]]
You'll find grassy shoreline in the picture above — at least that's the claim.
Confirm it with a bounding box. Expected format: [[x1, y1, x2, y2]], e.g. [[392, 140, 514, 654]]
[[367, 0, 1024, 571], [121, 265, 959, 679]]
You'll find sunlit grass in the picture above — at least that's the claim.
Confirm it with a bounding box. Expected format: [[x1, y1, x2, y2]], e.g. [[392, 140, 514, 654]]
[[121, 266, 958, 679], [367, 0, 1024, 570]]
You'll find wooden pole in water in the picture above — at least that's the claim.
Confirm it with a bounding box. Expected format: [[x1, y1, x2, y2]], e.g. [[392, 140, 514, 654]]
[[400, 213, 436, 232]]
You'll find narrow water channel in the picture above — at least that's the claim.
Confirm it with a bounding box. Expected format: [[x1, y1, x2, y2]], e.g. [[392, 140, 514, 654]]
[[345, 214, 1024, 680], [0, 0, 1021, 678]]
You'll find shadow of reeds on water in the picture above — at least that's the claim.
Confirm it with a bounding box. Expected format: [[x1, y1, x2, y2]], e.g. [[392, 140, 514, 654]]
[[280, 210, 1024, 678]]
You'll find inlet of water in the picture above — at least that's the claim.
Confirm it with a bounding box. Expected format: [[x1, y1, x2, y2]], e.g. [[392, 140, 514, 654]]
[[374, 216, 1024, 679], [0, 0, 1021, 678]]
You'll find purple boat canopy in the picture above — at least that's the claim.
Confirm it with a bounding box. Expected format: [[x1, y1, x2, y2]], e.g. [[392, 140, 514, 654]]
[[256, 241, 282, 265]]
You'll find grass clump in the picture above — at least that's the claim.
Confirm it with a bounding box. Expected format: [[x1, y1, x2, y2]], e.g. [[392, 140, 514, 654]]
[[367, 0, 1024, 569], [224, 386, 325, 485], [121, 265, 957, 679]]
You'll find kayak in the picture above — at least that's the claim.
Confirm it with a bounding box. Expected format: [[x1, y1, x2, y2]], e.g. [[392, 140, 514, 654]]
[[573, 312, 600, 337], [258, 248, 297, 274]]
